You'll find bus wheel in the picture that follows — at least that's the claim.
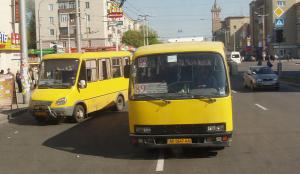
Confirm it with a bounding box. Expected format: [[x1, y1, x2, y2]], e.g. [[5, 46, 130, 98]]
[[73, 105, 86, 123], [113, 95, 124, 111]]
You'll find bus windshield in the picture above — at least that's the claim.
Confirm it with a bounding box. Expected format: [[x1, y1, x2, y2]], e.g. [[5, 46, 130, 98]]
[[38, 59, 80, 89], [132, 52, 229, 100]]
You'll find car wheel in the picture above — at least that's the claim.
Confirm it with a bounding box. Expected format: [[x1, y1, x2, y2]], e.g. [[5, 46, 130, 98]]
[[113, 95, 125, 111], [73, 105, 86, 123]]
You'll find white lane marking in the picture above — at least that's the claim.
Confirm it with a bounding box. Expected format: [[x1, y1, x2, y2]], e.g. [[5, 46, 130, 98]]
[[255, 104, 268, 111], [156, 152, 164, 172], [232, 90, 237, 94]]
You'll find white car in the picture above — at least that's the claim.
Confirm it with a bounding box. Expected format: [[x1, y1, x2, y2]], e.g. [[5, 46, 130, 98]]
[[229, 52, 242, 64]]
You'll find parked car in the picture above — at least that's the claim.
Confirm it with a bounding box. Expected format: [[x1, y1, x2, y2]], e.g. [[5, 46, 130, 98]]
[[243, 66, 280, 90], [243, 55, 256, 62], [228, 51, 242, 64]]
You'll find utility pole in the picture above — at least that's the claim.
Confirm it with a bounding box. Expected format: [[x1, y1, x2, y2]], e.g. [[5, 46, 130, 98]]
[[67, 15, 71, 53], [19, 0, 30, 104], [139, 15, 150, 46], [255, 10, 269, 61], [75, 0, 81, 52], [38, 0, 47, 60], [233, 25, 237, 51]]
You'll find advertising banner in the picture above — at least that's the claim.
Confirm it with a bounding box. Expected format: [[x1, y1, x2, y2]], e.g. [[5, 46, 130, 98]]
[[0, 75, 15, 108]]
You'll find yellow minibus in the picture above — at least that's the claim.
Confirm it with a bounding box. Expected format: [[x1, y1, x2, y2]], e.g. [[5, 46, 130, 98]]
[[127, 42, 233, 148], [30, 51, 131, 123]]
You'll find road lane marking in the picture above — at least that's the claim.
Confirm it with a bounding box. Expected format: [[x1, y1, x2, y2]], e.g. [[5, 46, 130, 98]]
[[255, 104, 268, 111], [232, 90, 237, 94], [156, 151, 164, 172]]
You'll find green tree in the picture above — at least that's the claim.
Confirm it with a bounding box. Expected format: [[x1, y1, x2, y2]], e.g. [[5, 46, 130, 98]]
[[122, 26, 160, 48], [26, 0, 36, 49]]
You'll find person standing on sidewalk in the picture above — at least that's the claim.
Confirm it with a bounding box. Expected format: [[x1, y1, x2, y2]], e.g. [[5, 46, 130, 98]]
[[16, 71, 23, 93]]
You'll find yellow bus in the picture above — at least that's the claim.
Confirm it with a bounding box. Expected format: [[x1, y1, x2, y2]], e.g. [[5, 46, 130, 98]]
[[127, 42, 233, 148], [30, 51, 131, 123]]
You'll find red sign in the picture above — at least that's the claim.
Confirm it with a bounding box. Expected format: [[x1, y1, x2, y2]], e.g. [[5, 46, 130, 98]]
[[15, 0, 20, 23], [11, 33, 20, 45], [108, 1, 123, 19]]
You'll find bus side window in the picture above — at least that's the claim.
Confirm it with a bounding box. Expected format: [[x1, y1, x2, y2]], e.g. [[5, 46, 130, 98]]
[[112, 58, 121, 78], [123, 57, 130, 66], [99, 59, 109, 80], [79, 61, 87, 82], [86, 60, 98, 82]]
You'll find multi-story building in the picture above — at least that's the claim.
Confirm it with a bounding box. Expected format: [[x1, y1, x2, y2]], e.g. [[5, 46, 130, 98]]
[[296, 2, 300, 56], [250, 0, 300, 58], [0, 0, 20, 75], [35, 0, 139, 52]]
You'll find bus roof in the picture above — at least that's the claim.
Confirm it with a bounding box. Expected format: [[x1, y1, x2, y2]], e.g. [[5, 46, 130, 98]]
[[133, 42, 225, 60], [43, 51, 131, 60]]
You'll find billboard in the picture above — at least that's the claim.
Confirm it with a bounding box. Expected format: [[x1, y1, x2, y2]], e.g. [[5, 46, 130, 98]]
[[0, 75, 15, 108]]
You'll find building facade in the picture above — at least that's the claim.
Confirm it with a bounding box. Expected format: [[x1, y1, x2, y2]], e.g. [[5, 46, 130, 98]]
[[0, 0, 20, 75], [35, 0, 139, 52], [250, 0, 300, 58]]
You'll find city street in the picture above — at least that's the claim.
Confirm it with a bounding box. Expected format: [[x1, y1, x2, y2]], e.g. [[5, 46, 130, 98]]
[[0, 62, 300, 174]]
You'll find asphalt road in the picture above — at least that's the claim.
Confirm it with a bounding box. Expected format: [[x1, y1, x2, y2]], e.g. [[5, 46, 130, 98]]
[[1, 62, 300, 174]]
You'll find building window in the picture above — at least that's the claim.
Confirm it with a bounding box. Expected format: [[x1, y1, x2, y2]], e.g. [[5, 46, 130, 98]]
[[112, 58, 122, 78], [48, 4, 54, 11], [49, 17, 54, 24], [49, 29, 55, 36], [86, 60, 98, 82], [277, 1, 286, 6], [86, 14, 90, 22], [85, 2, 90, 9], [60, 14, 68, 23], [86, 27, 91, 34]]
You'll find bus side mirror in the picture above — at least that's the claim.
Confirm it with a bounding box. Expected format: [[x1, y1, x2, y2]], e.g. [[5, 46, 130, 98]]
[[78, 80, 87, 89], [124, 65, 130, 78]]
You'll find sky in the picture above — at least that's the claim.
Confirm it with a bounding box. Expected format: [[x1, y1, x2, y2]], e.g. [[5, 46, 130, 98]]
[[123, 0, 252, 40]]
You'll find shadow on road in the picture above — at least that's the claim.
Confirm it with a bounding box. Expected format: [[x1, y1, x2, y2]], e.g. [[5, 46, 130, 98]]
[[41, 110, 219, 160]]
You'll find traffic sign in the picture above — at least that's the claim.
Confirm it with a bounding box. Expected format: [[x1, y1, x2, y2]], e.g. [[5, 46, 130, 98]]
[[274, 7, 284, 17], [275, 18, 285, 27]]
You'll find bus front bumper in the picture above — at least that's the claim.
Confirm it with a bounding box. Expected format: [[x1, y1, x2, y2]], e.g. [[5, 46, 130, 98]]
[[30, 106, 74, 119], [129, 133, 232, 148]]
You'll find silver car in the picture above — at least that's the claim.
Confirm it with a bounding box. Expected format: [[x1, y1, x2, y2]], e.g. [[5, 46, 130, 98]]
[[243, 66, 280, 90]]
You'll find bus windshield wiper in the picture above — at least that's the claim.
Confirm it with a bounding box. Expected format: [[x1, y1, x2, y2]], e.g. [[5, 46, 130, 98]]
[[136, 94, 171, 104], [191, 95, 217, 103]]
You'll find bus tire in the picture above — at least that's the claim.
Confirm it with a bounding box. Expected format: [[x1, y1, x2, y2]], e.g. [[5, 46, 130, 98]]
[[113, 95, 125, 111], [73, 104, 86, 123]]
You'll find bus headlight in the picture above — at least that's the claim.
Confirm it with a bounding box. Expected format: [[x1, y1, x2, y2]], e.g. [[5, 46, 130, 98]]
[[56, 97, 67, 105], [135, 127, 151, 134], [207, 125, 225, 132]]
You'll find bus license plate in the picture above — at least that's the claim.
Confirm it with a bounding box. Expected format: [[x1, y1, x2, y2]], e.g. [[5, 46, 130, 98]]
[[167, 138, 192, 144]]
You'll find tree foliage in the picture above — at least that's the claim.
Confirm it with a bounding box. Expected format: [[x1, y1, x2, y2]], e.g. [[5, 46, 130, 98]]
[[122, 26, 160, 48], [26, 0, 36, 49]]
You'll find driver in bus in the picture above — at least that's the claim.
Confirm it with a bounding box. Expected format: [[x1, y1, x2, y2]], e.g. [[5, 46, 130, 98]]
[[194, 67, 217, 89]]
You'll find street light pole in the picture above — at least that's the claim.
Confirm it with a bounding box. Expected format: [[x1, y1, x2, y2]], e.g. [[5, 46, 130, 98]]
[[233, 25, 237, 52], [38, 0, 47, 60], [19, 0, 30, 104], [75, 0, 81, 52]]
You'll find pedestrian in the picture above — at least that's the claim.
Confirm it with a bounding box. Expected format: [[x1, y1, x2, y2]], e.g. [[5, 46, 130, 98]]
[[270, 55, 275, 62], [267, 59, 273, 68], [6, 68, 13, 76], [0, 69, 4, 74], [16, 71, 23, 93]]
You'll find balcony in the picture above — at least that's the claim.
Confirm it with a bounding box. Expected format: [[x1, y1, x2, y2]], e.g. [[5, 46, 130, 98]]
[[59, 34, 76, 39], [58, 8, 76, 14]]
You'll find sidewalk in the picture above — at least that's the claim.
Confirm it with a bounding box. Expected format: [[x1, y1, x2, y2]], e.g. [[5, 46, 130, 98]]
[[0, 93, 29, 124], [279, 60, 300, 86]]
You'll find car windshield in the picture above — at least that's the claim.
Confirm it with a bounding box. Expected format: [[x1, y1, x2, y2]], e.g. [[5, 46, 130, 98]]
[[38, 59, 80, 89], [232, 54, 240, 58], [131, 52, 228, 100], [252, 67, 274, 74]]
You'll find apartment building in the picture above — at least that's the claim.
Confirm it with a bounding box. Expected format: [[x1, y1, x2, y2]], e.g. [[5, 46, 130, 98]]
[[250, 0, 300, 58], [35, 0, 139, 52]]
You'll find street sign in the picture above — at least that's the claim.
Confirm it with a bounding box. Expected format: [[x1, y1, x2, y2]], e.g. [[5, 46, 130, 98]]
[[275, 18, 285, 27], [108, 21, 123, 26], [274, 7, 284, 17]]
